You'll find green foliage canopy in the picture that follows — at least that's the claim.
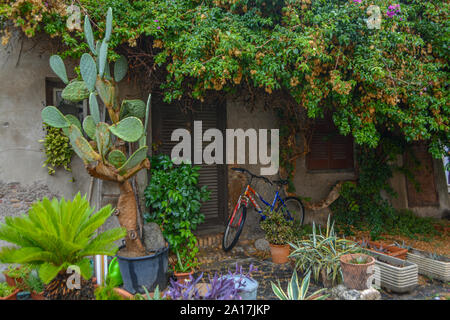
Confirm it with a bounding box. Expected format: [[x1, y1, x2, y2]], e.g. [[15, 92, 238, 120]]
[[1, 0, 448, 157]]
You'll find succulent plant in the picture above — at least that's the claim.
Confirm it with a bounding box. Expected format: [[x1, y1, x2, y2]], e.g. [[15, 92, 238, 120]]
[[40, 7, 150, 256]]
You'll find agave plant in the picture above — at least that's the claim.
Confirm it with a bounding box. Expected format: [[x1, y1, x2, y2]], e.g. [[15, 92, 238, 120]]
[[289, 215, 360, 287], [271, 270, 328, 300], [0, 193, 126, 284], [41, 8, 150, 256]]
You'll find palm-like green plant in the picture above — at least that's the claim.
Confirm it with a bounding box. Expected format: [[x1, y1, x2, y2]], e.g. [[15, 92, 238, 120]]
[[0, 193, 126, 284], [289, 215, 360, 286], [271, 270, 328, 300]]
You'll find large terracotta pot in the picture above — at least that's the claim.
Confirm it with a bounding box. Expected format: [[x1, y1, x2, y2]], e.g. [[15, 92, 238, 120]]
[[174, 270, 194, 284], [269, 243, 290, 264], [340, 253, 375, 290]]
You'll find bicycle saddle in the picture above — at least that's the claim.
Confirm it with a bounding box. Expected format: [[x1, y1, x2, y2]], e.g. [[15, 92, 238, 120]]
[[273, 179, 289, 186]]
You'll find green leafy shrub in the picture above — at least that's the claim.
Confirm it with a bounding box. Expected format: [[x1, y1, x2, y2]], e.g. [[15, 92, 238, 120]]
[[144, 154, 210, 270], [260, 207, 295, 245], [0, 193, 126, 284], [40, 125, 74, 175], [289, 216, 360, 287]]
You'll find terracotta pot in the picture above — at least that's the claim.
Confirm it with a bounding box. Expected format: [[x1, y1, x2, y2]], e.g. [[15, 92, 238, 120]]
[[0, 288, 20, 300], [30, 291, 45, 300], [269, 243, 290, 264], [340, 253, 375, 290], [174, 271, 194, 283], [3, 270, 24, 287]]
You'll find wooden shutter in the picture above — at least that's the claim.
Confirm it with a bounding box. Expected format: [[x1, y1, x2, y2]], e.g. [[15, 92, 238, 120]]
[[405, 143, 439, 207], [307, 115, 353, 170]]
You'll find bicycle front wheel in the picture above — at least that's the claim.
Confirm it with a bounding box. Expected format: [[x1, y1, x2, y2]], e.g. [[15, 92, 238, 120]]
[[277, 196, 305, 225], [222, 205, 247, 252]]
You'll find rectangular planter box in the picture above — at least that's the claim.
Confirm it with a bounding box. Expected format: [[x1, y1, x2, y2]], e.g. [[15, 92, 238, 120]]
[[359, 240, 408, 260], [365, 250, 418, 293], [406, 248, 450, 282]]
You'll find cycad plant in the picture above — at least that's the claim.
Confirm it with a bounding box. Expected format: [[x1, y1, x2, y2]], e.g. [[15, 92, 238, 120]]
[[41, 8, 150, 256], [0, 193, 126, 285], [289, 215, 360, 287], [271, 270, 328, 300]]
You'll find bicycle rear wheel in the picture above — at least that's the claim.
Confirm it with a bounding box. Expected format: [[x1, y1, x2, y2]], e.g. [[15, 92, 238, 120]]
[[277, 196, 305, 225], [222, 205, 247, 252]]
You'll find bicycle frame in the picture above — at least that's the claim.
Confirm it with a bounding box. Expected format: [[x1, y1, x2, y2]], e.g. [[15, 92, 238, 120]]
[[229, 183, 292, 226]]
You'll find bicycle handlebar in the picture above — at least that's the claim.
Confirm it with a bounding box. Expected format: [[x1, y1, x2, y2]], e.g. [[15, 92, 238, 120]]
[[231, 167, 273, 185]]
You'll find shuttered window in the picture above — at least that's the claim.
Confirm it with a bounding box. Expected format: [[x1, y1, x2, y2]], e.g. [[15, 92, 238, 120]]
[[306, 115, 354, 170]]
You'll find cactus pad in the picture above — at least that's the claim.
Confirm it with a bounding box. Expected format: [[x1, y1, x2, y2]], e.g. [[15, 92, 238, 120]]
[[109, 117, 144, 142], [67, 124, 101, 164], [95, 78, 115, 108], [104, 7, 113, 42], [49, 55, 69, 84], [65, 114, 82, 132], [95, 122, 111, 159], [118, 146, 148, 175], [82, 115, 97, 140], [61, 80, 90, 102], [80, 53, 97, 92], [119, 99, 146, 120], [84, 15, 96, 55], [99, 39, 108, 78], [114, 55, 128, 82], [89, 93, 101, 124], [41, 106, 69, 128], [107, 149, 127, 168]]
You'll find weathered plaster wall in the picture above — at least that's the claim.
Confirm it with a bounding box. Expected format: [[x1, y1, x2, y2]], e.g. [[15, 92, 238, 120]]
[[226, 93, 449, 241], [0, 32, 148, 278]]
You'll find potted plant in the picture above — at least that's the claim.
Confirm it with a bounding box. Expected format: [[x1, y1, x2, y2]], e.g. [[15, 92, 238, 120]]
[[340, 253, 375, 290], [3, 264, 32, 287], [173, 249, 195, 283], [0, 194, 126, 300], [145, 155, 209, 287], [24, 270, 45, 300], [290, 215, 360, 287], [0, 282, 19, 300], [405, 248, 450, 282], [260, 207, 295, 264], [365, 250, 418, 293]]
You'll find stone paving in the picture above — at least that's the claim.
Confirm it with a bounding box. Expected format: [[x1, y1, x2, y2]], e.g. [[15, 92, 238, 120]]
[[195, 238, 450, 300]]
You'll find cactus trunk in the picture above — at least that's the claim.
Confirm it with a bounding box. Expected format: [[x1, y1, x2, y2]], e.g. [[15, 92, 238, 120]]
[[117, 180, 146, 256]]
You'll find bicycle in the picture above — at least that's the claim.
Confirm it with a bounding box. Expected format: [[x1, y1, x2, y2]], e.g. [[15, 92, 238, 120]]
[[222, 167, 305, 252]]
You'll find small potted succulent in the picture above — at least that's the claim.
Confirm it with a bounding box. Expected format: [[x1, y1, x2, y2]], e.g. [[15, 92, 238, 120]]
[[173, 249, 196, 283], [260, 208, 295, 264], [0, 282, 19, 300], [340, 253, 375, 290]]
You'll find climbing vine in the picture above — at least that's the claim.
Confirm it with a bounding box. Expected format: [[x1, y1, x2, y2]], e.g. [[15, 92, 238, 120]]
[[1, 0, 448, 160]]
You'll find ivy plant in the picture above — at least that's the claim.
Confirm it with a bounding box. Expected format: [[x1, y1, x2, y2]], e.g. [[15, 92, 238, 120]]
[[144, 154, 210, 270]]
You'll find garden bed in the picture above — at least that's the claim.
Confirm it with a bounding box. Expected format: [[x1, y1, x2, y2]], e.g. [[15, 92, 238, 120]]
[[365, 250, 418, 293], [406, 248, 450, 282]]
